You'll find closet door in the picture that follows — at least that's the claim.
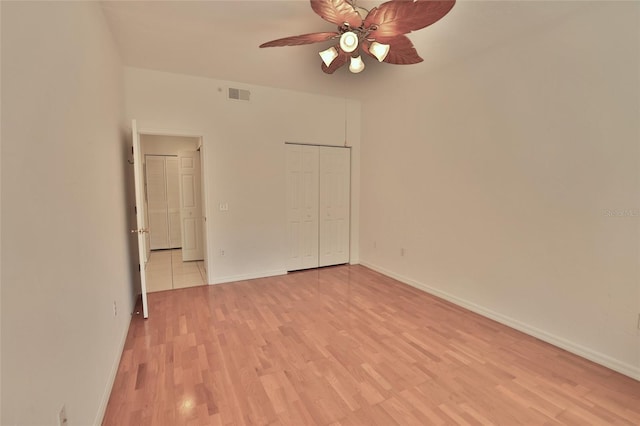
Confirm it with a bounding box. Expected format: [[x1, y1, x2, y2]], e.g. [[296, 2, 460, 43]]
[[146, 155, 170, 250], [286, 144, 319, 271], [165, 157, 182, 248], [319, 146, 350, 267]]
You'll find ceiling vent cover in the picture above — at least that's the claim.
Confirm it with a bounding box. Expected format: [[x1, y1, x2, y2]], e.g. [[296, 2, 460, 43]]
[[228, 88, 250, 101]]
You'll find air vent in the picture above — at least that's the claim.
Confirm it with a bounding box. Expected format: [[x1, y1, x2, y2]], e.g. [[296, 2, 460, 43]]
[[228, 88, 250, 101]]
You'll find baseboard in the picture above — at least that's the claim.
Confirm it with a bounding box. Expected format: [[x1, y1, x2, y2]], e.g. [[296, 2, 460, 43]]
[[360, 261, 640, 381], [93, 317, 132, 425], [211, 269, 287, 285]]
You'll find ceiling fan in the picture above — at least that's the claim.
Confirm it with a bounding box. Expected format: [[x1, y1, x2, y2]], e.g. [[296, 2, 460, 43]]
[[259, 0, 456, 74]]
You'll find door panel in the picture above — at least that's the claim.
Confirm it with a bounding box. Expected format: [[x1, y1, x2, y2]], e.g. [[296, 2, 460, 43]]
[[286, 144, 319, 271], [146, 155, 183, 250], [319, 146, 350, 267], [181, 174, 196, 207], [148, 211, 168, 249], [182, 218, 198, 250], [165, 157, 182, 248], [179, 151, 204, 261], [132, 120, 149, 318], [146, 155, 169, 249]]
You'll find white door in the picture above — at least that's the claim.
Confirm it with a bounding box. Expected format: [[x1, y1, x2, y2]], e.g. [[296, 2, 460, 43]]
[[132, 120, 149, 318], [286, 144, 319, 271], [200, 149, 208, 276], [146, 156, 182, 250], [179, 150, 204, 261], [165, 157, 182, 248], [146, 155, 170, 249], [319, 146, 350, 267]]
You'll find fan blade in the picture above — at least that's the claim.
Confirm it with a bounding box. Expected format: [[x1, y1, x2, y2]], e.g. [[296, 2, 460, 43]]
[[380, 35, 423, 64], [260, 32, 338, 48], [310, 0, 363, 28], [364, 0, 455, 39], [321, 49, 349, 74]]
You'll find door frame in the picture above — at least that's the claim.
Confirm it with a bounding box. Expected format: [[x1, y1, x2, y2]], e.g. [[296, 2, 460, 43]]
[[136, 127, 211, 284]]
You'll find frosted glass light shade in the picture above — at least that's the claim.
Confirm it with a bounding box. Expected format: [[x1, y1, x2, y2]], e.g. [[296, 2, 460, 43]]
[[369, 42, 390, 62], [349, 55, 365, 73], [319, 47, 339, 67], [339, 32, 359, 53]]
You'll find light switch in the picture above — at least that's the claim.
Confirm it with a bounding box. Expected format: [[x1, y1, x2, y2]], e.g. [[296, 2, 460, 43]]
[[219, 202, 229, 211]]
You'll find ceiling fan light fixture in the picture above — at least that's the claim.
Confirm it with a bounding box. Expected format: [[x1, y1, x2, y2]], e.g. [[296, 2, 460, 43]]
[[259, 0, 457, 75], [349, 55, 365, 73], [369, 42, 390, 62], [319, 46, 339, 67], [339, 31, 359, 53]]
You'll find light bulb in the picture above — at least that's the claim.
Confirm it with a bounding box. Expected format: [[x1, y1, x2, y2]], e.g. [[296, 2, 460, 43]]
[[349, 55, 365, 73], [369, 42, 390, 62], [339, 32, 359, 53], [319, 47, 339, 67]]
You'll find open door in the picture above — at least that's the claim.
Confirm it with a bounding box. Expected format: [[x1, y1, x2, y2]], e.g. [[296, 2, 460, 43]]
[[179, 150, 204, 262], [131, 120, 149, 318]]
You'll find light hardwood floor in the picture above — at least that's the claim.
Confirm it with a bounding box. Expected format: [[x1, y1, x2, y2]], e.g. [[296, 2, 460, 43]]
[[102, 265, 640, 425]]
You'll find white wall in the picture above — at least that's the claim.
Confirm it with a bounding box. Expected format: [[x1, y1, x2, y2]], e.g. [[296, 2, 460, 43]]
[[141, 134, 199, 157], [124, 68, 361, 283], [360, 2, 640, 379], [1, 2, 135, 424]]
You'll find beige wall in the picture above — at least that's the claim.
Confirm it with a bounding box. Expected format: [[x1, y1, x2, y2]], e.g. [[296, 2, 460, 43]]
[[360, 1, 640, 379], [141, 134, 200, 157], [124, 67, 361, 284], [1, 2, 134, 424]]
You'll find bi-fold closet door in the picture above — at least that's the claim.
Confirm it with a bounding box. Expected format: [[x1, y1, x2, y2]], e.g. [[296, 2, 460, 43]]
[[146, 155, 182, 250], [286, 144, 350, 271]]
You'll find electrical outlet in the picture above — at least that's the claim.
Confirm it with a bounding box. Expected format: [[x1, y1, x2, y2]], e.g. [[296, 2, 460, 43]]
[[400, 248, 405, 257], [113, 301, 117, 317], [58, 405, 68, 426], [219, 249, 225, 256]]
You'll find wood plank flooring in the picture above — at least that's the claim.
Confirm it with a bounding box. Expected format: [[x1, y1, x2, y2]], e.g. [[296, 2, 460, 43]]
[[102, 265, 640, 425]]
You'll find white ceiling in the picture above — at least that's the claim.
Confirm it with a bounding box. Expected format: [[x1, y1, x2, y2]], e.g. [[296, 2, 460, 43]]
[[101, 0, 591, 98]]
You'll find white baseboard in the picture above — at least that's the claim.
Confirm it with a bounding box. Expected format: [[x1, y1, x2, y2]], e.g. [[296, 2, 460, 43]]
[[93, 318, 131, 425], [360, 261, 640, 382], [211, 269, 287, 285]]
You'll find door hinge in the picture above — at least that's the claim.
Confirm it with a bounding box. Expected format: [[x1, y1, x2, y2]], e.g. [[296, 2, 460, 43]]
[[134, 205, 137, 214], [138, 263, 141, 272]]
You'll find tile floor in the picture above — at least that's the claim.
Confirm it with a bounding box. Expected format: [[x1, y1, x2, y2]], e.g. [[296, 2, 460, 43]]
[[145, 249, 207, 292]]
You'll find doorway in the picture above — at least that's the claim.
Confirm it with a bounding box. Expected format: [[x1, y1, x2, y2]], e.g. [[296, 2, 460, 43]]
[[140, 134, 209, 292]]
